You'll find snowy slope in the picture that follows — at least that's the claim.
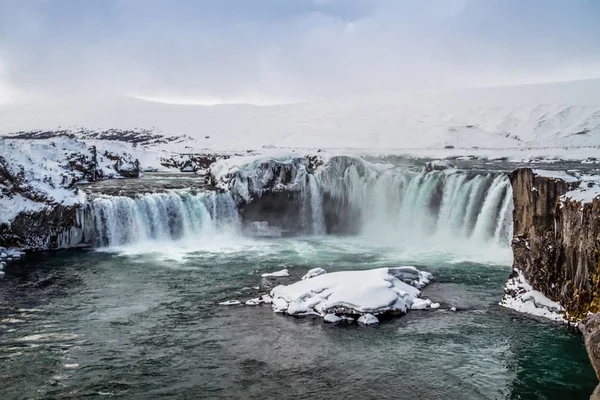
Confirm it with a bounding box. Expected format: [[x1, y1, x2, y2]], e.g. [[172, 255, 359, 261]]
[[0, 79, 599, 152]]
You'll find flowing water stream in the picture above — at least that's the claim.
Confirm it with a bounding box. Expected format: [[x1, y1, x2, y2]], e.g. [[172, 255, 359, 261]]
[[0, 157, 597, 399]]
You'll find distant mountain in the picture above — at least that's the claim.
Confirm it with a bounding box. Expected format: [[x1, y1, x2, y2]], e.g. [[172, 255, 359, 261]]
[[1, 79, 599, 151]]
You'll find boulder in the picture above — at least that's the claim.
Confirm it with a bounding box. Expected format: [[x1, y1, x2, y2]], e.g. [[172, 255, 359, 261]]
[[580, 313, 600, 381]]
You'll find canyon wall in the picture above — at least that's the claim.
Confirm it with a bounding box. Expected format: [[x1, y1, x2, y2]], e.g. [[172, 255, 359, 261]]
[[510, 168, 600, 320]]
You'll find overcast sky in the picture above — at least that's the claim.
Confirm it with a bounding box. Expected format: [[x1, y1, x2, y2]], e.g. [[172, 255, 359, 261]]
[[1, 0, 599, 105]]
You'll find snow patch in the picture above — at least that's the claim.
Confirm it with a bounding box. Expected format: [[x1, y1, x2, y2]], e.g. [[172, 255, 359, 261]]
[[532, 169, 580, 183], [500, 269, 566, 323], [301, 267, 327, 280]]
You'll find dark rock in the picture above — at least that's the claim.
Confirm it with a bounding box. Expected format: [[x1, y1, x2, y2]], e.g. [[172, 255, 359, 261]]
[[580, 313, 600, 381], [0, 205, 84, 249], [509, 168, 600, 320], [160, 154, 227, 174]]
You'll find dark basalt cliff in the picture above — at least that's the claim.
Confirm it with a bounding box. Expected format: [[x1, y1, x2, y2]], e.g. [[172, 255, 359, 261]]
[[510, 168, 600, 319]]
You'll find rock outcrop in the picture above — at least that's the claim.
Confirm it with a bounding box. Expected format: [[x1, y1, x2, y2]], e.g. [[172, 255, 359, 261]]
[[508, 168, 600, 320], [580, 313, 600, 381], [0, 137, 141, 250]]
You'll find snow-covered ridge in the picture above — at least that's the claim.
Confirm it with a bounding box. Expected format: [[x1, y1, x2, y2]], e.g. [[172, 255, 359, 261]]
[[1, 79, 600, 152]]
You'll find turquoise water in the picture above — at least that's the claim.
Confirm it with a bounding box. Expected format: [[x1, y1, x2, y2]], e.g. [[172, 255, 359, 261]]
[[0, 236, 596, 399]]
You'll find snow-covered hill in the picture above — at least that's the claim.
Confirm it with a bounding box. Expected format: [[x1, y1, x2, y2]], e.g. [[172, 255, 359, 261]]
[[1, 79, 599, 153]]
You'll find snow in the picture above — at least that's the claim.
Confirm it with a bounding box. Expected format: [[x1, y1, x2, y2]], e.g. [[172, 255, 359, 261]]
[[219, 300, 241, 306], [1, 79, 600, 158], [0, 194, 46, 224], [412, 298, 441, 310], [0, 137, 144, 224], [357, 314, 379, 325], [562, 176, 600, 204], [245, 299, 261, 306], [261, 268, 290, 278], [270, 267, 435, 319], [324, 314, 342, 323], [564, 186, 600, 203], [302, 268, 328, 280], [532, 169, 580, 183], [500, 269, 566, 323]]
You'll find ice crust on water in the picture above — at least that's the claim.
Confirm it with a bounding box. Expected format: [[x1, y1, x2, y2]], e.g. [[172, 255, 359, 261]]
[[270, 267, 437, 319]]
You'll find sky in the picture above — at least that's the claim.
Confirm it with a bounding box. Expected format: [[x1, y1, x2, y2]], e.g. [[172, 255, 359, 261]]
[[0, 0, 600, 105]]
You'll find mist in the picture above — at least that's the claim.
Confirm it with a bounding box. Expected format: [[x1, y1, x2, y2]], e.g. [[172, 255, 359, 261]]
[[1, 0, 599, 105]]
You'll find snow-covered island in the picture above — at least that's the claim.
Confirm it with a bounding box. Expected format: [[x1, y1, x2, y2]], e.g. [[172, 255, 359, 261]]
[[219, 267, 440, 325], [269, 267, 438, 324]]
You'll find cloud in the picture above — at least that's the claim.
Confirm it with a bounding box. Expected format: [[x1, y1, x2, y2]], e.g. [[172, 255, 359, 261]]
[[0, 0, 599, 104]]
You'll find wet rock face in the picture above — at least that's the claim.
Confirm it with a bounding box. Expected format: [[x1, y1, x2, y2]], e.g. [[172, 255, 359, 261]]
[[510, 168, 600, 319]]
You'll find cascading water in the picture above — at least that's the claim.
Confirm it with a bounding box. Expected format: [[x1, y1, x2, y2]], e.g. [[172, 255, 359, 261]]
[[83, 155, 514, 252], [85, 191, 239, 247], [313, 156, 514, 247]]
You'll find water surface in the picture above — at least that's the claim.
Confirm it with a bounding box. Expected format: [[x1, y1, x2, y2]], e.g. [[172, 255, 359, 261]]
[[0, 237, 595, 399]]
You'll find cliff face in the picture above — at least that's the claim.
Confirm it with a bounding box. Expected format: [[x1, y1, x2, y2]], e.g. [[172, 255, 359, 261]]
[[510, 168, 600, 319], [0, 205, 84, 249]]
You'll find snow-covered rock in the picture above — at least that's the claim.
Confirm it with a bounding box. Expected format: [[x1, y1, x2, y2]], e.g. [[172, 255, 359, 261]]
[[357, 314, 379, 326], [270, 267, 435, 321], [245, 299, 261, 306], [324, 314, 342, 323], [219, 300, 241, 306], [301, 267, 327, 280], [0, 137, 141, 249], [500, 269, 566, 323], [412, 298, 441, 310], [261, 269, 290, 278]]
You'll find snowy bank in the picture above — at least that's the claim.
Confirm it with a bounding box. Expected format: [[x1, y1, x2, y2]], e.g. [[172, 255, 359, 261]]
[[270, 267, 438, 320], [500, 269, 567, 323]]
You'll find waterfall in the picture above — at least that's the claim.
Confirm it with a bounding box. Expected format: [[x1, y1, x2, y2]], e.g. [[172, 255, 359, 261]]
[[308, 174, 326, 235], [86, 191, 239, 247], [312, 156, 514, 247], [83, 155, 514, 250]]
